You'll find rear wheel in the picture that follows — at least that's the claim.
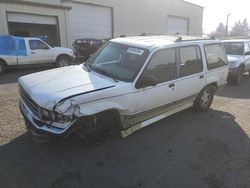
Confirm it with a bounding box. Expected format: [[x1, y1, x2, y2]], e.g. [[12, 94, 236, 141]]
[[56, 55, 72, 67], [0, 60, 7, 75], [194, 86, 215, 112]]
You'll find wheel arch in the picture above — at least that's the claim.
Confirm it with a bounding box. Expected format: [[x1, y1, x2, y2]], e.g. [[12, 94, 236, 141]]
[[0, 58, 7, 74], [0, 58, 7, 66], [55, 54, 71, 63], [199, 82, 217, 94]]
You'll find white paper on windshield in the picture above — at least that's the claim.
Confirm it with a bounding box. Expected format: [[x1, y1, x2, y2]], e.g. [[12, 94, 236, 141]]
[[127, 48, 144, 55]]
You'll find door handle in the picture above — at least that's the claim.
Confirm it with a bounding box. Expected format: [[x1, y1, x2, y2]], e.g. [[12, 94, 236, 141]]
[[31, 51, 35, 54], [200, 75, 204, 79], [169, 83, 175, 88]]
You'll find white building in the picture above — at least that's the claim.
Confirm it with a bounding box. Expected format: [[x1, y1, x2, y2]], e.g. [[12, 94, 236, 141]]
[[0, 0, 203, 47]]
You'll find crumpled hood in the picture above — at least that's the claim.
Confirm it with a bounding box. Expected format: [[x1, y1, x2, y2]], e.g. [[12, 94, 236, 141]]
[[18, 65, 115, 109], [227, 55, 243, 63]]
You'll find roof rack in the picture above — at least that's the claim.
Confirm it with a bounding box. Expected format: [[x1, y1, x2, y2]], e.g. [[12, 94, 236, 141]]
[[217, 36, 250, 40], [138, 33, 212, 42]]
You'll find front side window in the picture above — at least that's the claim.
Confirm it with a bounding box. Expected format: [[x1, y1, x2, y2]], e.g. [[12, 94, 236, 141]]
[[179, 46, 203, 77], [88, 42, 149, 82], [29, 40, 49, 50], [205, 44, 228, 70], [222, 42, 244, 55], [143, 48, 176, 84]]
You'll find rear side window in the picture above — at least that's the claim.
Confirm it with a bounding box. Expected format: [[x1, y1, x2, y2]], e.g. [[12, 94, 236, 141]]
[[204, 44, 228, 70], [179, 46, 203, 77]]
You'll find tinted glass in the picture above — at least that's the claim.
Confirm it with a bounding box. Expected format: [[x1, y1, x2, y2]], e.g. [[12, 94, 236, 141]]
[[144, 48, 176, 84], [88, 42, 149, 82], [205, 44, 228, 70], [222, 42, 244, 55], [179, 46, 202, 77]]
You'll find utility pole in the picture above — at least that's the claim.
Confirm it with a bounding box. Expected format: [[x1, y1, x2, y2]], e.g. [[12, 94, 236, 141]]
[[225, 13, 231, 36]]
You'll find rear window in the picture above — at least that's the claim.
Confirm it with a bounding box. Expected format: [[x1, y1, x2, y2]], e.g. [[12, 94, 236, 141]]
[[204, 44, 228, 70]]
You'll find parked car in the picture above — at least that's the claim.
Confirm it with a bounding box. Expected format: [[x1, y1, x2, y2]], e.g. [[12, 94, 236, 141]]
[[221, 39, 250, 84], [73, 38, 110, 63], [18, 36, 228, 141], [0, 35, 75, 74]]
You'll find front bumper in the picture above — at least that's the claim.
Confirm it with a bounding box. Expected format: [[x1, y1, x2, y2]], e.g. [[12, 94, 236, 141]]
[[19, 99, 77, 139]]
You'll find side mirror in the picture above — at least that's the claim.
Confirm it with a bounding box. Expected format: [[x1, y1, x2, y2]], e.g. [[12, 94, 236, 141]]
[[136, 74, 158, 89], [244, 51, 250, 56]]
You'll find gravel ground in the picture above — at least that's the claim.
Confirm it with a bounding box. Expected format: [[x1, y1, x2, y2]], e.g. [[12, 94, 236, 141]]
[[1, 68, 250, 188]]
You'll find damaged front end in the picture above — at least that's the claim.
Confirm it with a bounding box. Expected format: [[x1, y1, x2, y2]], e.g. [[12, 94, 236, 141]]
[[19, 86, 80, 141]]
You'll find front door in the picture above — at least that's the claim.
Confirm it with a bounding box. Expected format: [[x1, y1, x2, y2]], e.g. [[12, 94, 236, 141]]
[[28, 39, 54, 64], [134, 48, 177, 114]]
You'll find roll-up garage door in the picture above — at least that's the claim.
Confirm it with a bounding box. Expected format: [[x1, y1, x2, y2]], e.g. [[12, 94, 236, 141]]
[[7, 13, 60, 46], [7, 13, 57, 25], [167, 16, 189, 35], [70, 3, 112, 42]]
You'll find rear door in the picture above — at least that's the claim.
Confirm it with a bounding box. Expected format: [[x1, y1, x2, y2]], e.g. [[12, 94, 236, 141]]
[[173, 45, 205, 102], [28, 39, 54, 64]]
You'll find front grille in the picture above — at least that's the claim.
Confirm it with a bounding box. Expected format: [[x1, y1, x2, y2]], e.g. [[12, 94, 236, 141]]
[[19, 85, 40, 118]]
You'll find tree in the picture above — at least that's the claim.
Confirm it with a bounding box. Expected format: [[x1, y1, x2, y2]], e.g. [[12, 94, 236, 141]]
[[211, 23, 226, 38], [230, 19, 249, 36]]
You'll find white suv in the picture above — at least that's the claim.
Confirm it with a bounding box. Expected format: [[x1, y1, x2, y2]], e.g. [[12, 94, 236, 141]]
[[18, 36, 228, 141]]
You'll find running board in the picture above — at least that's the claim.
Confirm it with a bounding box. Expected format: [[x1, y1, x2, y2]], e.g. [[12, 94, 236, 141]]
[[121, 102, 193, 138]]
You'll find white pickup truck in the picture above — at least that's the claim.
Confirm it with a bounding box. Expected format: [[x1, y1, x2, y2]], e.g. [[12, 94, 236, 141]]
[[0, 35, 75, 74]]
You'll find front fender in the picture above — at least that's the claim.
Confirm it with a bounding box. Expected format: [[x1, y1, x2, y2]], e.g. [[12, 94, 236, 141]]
[[55, 98, 132, 118]]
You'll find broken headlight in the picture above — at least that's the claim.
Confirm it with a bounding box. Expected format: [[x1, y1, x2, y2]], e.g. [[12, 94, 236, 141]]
[[41, 108, 73, 123]]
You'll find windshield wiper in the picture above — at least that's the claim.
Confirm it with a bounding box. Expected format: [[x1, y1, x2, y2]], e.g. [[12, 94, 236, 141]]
[[83, 63, 91, 72], [91, 66, 119, 82]]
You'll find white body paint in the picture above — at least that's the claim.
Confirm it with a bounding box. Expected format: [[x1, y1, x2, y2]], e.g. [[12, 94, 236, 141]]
[[18, 36, 229, 137]]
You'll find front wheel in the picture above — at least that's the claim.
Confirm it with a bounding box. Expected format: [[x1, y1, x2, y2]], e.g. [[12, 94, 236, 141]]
[[56, 55, 72, 67], [194, 86, 215, 112]]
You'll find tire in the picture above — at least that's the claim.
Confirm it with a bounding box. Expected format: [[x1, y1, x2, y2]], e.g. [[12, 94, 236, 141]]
[[0, 60, 7, 75], [55, 55, 72, 67], [79, 111, 121, 143], [194, 86, 215, 112], [234, 67, 243, 85]]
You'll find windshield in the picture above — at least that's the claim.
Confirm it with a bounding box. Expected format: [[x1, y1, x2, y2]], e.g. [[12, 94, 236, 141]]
[[222, 42, 244, 56], [87, 42, 150, 82]]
